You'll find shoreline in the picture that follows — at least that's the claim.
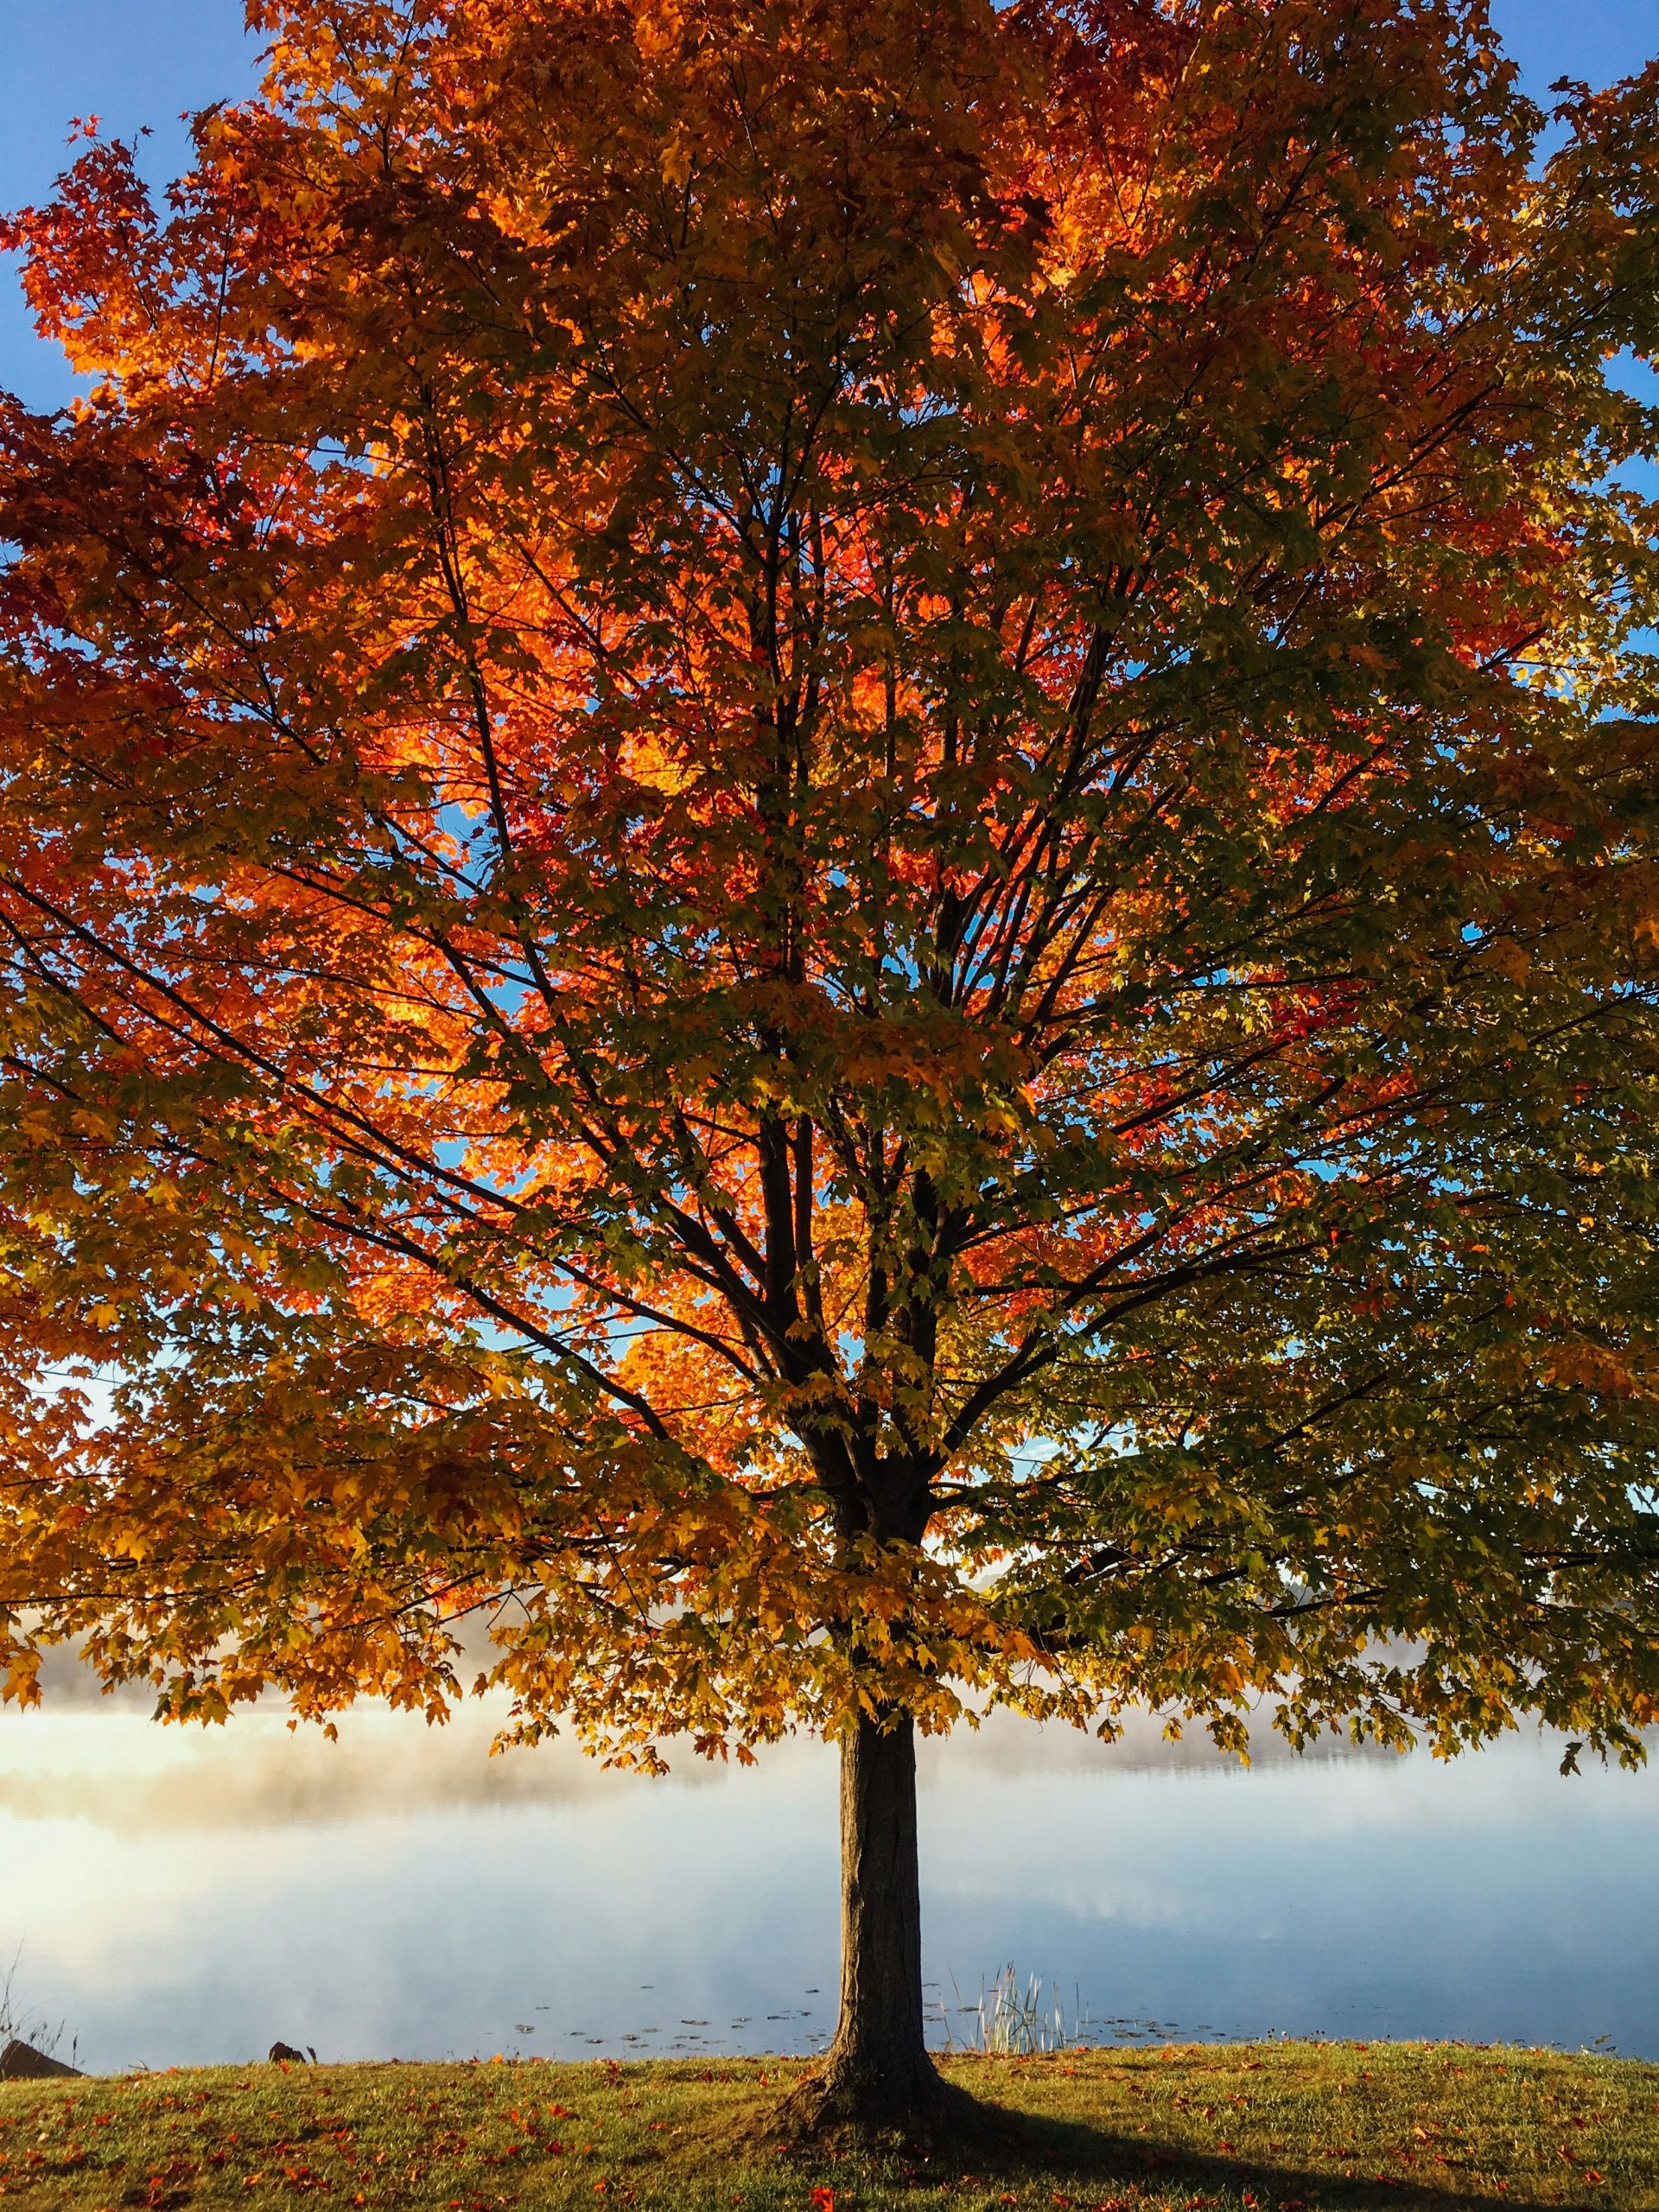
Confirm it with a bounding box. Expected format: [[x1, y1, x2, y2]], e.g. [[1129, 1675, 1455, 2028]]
[[3, 2037, 1656, 2209]]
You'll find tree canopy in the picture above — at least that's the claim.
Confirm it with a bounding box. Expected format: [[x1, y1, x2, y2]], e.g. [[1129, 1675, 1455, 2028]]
[[2, 3, 1659, 2113]]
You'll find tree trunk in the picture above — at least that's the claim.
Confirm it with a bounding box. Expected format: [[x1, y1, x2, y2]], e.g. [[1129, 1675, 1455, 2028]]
[[812, 1706, 944, 2126], [770, 1706, 990, 2142]]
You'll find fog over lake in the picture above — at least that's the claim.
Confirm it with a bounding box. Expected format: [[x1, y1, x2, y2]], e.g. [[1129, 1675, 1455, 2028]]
[[1, 1692, 1654, 2075]]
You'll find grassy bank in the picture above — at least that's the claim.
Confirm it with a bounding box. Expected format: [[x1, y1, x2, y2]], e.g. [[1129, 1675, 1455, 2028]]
[[1, 2040, 1654, 2211]]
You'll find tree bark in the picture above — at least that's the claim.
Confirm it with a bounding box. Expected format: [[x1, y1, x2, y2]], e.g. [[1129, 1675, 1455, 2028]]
[[812, 1705, 944, 2125], [766, 1705, 994, 2142]]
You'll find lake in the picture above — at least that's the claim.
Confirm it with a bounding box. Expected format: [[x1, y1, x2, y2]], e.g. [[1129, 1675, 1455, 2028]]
[[2, 1697, 1655, 2075]]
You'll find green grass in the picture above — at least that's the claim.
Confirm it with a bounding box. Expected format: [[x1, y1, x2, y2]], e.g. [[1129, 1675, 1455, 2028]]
[[1, 2041, 1655, 2212]]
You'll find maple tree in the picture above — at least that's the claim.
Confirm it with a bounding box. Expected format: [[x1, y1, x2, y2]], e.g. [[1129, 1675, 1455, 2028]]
[[2, 0, 1659, 2132]]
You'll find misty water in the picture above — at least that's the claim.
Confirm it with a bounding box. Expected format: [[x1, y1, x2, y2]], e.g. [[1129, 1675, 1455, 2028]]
[[2, 1693, 1656, 2075]]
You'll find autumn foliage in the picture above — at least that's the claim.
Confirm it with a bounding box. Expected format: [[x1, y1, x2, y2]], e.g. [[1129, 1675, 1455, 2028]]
[[1, 0, 1659, 2107]]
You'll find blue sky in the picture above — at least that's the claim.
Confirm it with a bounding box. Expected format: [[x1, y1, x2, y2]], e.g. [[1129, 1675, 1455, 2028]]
[[0, 0, 1655, 407]]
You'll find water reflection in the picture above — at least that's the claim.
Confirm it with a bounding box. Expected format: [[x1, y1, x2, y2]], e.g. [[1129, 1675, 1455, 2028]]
[[0, 1701, 1653, 2073]]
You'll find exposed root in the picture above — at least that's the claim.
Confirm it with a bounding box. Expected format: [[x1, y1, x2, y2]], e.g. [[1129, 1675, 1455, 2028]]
[[755, 2056, 1014, 2156]]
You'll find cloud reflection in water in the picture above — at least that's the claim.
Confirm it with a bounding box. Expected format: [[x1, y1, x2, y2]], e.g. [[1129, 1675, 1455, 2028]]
[[0, 1702, 1653, 2073]]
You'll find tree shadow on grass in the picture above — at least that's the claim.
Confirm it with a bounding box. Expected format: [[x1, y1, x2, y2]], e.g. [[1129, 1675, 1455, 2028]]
[[853, 2107, 1566, 2212]]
